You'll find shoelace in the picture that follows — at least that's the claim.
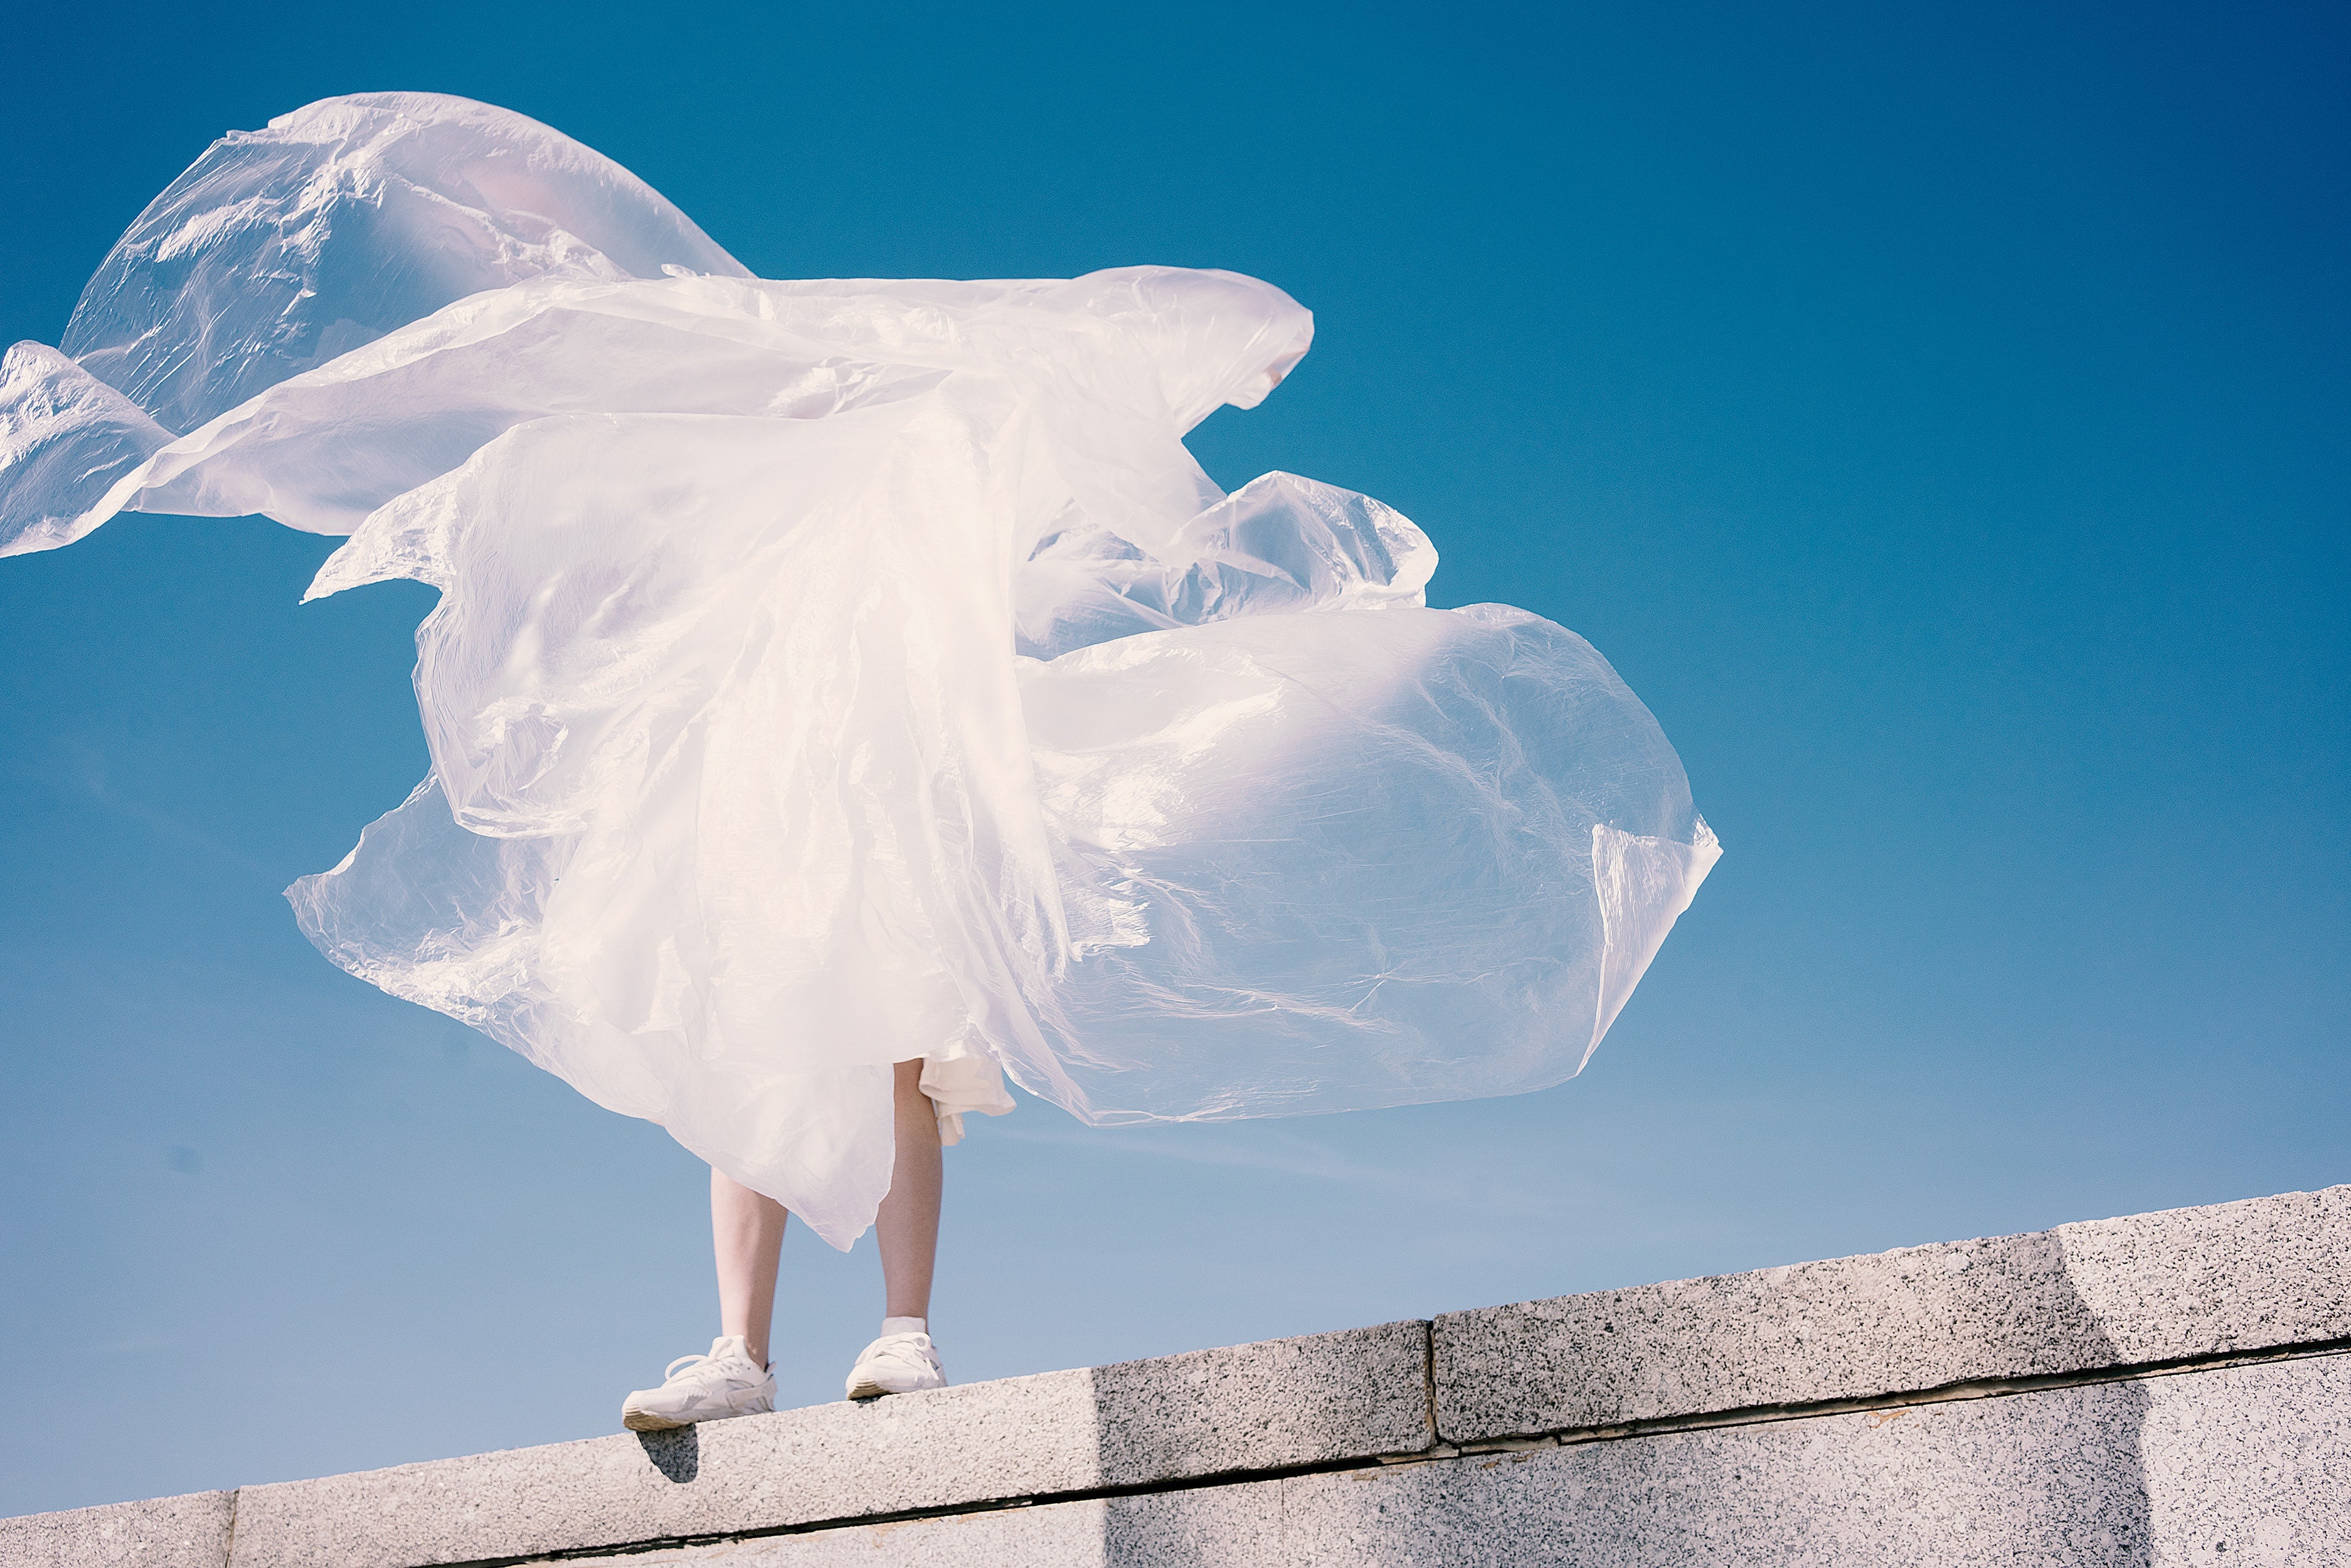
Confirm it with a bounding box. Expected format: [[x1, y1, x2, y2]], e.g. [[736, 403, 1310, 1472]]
[[662, 1352, 754, 1387]]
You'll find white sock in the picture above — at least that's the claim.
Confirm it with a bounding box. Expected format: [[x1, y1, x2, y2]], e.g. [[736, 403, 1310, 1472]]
[[882, 1315, 927, 1337]]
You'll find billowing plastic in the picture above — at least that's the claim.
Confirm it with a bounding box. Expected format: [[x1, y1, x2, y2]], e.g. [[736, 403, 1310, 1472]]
[[1, 93, 1718, 1246]]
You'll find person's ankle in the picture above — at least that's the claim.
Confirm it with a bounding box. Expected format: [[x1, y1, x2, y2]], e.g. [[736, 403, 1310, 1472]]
[[881, 1314, 927, 1337]]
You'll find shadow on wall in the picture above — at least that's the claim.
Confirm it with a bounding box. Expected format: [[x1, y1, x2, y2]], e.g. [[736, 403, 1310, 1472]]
[[1612, 1231, 2162, 1563], [1082, 1241, 2157, 1565], [637, 1426, 701, 1485], [1086, 1350, 1329, 1564]]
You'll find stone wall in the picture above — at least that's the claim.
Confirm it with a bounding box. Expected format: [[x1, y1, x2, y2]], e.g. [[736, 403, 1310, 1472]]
[[11, 1185, 2348, 1566]]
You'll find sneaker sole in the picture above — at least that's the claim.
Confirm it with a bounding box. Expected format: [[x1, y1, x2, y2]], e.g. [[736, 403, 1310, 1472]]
[[622, 1407, 687, 1432], [847, 1379, 946, 1401]]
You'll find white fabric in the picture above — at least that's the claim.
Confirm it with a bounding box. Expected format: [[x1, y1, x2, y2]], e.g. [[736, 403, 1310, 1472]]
[[0, 93, 1718, 1249], [920, 1056, 1012, 1148]]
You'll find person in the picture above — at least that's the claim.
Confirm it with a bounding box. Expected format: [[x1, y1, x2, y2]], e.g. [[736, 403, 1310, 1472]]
[[622, 1065, 947, 1429], [0, 92, 1719, 1431]]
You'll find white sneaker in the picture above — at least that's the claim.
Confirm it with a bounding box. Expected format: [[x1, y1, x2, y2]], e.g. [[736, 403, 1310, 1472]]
[[621, 1335, 776, 1431], [846, 1318, 948, 1400]]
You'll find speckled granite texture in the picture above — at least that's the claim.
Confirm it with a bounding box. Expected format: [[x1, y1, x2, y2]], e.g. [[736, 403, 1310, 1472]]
[[0, 1489, 233, 1568], [218, 1321, 1428, 1568], [1435, 1180, 2351, 1443], [6, 1185, 2345, 1568], [551, 1355, 2351, 1567]]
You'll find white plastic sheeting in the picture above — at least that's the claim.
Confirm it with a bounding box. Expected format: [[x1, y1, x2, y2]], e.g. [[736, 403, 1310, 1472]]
[[0, 93, 1718, 1246]]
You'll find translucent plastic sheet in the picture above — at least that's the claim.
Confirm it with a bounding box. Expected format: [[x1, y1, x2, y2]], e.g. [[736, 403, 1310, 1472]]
[[1, 93, 1717, 1245]]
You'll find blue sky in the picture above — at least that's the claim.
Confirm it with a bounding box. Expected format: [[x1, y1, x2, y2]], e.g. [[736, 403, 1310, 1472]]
[[3, 0, 2345, 1518]]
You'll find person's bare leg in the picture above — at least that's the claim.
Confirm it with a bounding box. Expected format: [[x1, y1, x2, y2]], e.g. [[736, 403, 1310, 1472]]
[[712, 1167, 788, 1369], [876, 1059, 942, 1321]]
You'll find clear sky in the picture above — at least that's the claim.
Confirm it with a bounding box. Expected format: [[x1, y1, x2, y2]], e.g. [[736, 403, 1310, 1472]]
[[3, 0, 2345, 1520]]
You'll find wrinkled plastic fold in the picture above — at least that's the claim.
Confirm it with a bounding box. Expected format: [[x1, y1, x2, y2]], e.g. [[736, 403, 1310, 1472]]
[[3, 93, 1717, 1246]]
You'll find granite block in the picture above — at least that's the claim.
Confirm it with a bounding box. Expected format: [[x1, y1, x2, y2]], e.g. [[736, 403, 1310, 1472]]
[[1433, 1182, 2351, 1443], [397, 1349, 2351, 1567], [551, 1483, 1284, 1567], [2058, 1184, 2351, 1364], [1288, 1352, 2351, 1565], [1089, 1318, 1430, 1478], [223, 1320, 1428, 1568], [24, 1184, 2349, 1567], [0, 1489, 233, 1568]]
